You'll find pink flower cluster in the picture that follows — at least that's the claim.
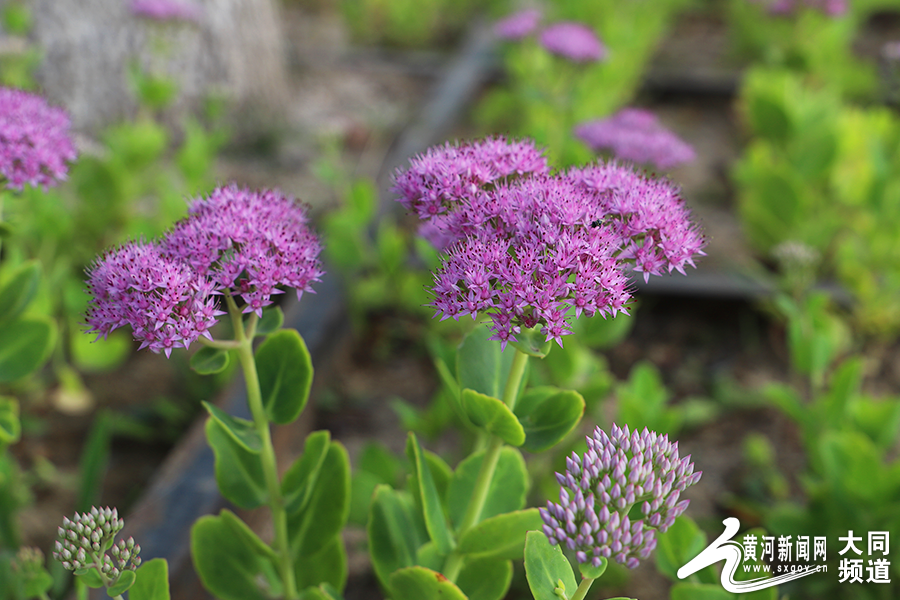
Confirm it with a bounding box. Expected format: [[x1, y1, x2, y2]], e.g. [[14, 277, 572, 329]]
[[130, 0, 203, 23], [86, 185, 323, 356], [393, 137, 704, 348], [494, 10, 606, 63], [575, 108, 696, 170], [0, 87, 76, 190]]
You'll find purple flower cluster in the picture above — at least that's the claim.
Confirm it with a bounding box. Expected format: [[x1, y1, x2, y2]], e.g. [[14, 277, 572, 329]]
[[393, 137, 704, 348], [493, 8, 542, 40], [540, 424, 702, 569], [493, 11, 606, 63], [86, 185, 322, 356], [539, 22, 607, 63], [575, 108, 696, 170], [0, 87, 76, 190], [130, 0, 203, 23]]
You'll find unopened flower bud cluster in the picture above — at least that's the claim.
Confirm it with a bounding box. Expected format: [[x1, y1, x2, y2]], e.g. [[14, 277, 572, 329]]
[[540, 424, 702, 569], [53, 507, 141, 581]]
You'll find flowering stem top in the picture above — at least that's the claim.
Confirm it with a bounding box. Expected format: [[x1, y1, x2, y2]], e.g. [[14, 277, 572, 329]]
[[392, 136, 705, 349]]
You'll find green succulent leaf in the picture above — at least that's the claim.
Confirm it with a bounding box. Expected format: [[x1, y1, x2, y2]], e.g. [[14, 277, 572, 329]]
[[0, 316, 56, 383], [205, 417, 267, 509], [287, 440, 350, 558], [190, 346, 231, 375], [256, 328, 314, 425], [448, 447, 528, 530], [282, 430, 331, 515], [201, 401, 262, 453], [0, 260, 41, 325], [515, 387, 584, 452], [460, 389, 525, 446], [457, 557, 513, 600], [74, 567, 105, 588], [524, 531, 576, 600], [458, 508, 543, 560], [107, 570, 137, 597], [191, 510, 281, 600], [0, 396, 20, 445], [457, 324, 517, 400], [255, 306, 284, 336], [130, 559, 170, 600], [389, 566, 467, 600], [406, 433, 454, 555], [294, 534, 347, 592], [367, 485, 427, 591]]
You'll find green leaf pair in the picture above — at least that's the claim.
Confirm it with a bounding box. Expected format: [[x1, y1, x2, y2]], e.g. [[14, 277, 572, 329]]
[[368, 433, 530, 600], [0, 260, 56, 382], [453, 325, 585, 452]]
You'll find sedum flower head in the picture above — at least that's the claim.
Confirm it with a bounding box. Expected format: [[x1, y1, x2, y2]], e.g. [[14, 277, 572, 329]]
[[574, 108, 696, 170], [540, 424, 702, 569], [494, 8, 542, 40], [539, 22, 607, 63], [52, 507, 141, 582], [394, 139, 704, 348], [85, 240, 221, 357], [0, 87, 77, 190], [162, 184, 323, 316], [130, 0, 203, 23]]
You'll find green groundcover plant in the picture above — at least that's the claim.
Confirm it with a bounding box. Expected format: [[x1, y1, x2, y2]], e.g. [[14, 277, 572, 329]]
[[0, 75, 718, 600]]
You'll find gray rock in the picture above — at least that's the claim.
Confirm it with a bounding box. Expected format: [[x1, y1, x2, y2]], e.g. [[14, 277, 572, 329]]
[[22, 0, 288, 132]]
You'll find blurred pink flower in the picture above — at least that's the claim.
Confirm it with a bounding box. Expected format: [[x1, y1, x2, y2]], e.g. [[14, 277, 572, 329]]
[[494, 8, 542, 40], [574, 108, 696, 170], [0, 87, 77, 190], [539, 22, 606, 63], [130, 0, 203, 23]]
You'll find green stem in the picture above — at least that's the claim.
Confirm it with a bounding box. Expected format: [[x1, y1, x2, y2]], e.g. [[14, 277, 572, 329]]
[[569, 576, 596, 600], [226, 294, 297, 599], [441, 349, 530, 582]]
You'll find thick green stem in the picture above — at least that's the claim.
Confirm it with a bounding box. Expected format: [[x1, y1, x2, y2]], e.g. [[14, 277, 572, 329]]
[[569, 576, 596, 600], [226, 294, 297, 599], [442, 349, 530, 582]]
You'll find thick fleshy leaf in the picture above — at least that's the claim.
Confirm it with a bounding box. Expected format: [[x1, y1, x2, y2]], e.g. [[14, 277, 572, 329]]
[[287, 441, 350, 557], [282, 430, 331, 515], [0, 260, 40, 325], [457, 558, 513, 600], [406, 433, 454, 555], [390, 566, 467, 600], [294, 535, 347, 592], [457, 324, 516, 400], [524, 531, 576, 600], [256, 329, 313, 424], [461, 389, 525, 446], [191, 510, 280, 600], [74, 567, 105, 588], [367, 485, 427, 590], [130, 559, 170, 600], [448, 447, 528, 530], [515, 387, 584, 452], [0, 396, 20, 445], [107, 570, 136, 596], [508, 327, 552, 358], [202, 401, 261, 453], [255, 306, 284, 336], [578, 557, 607, 580], [0, 316, 56, 382], [205, 417, 267, 509], [299, 583, 345, 600], [190, 346, 230, 375], [458, 508, 543, 560]]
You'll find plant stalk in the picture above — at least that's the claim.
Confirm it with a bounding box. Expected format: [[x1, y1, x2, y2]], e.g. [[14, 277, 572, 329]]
[[569, 575, 596, 600], [226, 294, 297, 599], [441, 349, 530, 582]]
